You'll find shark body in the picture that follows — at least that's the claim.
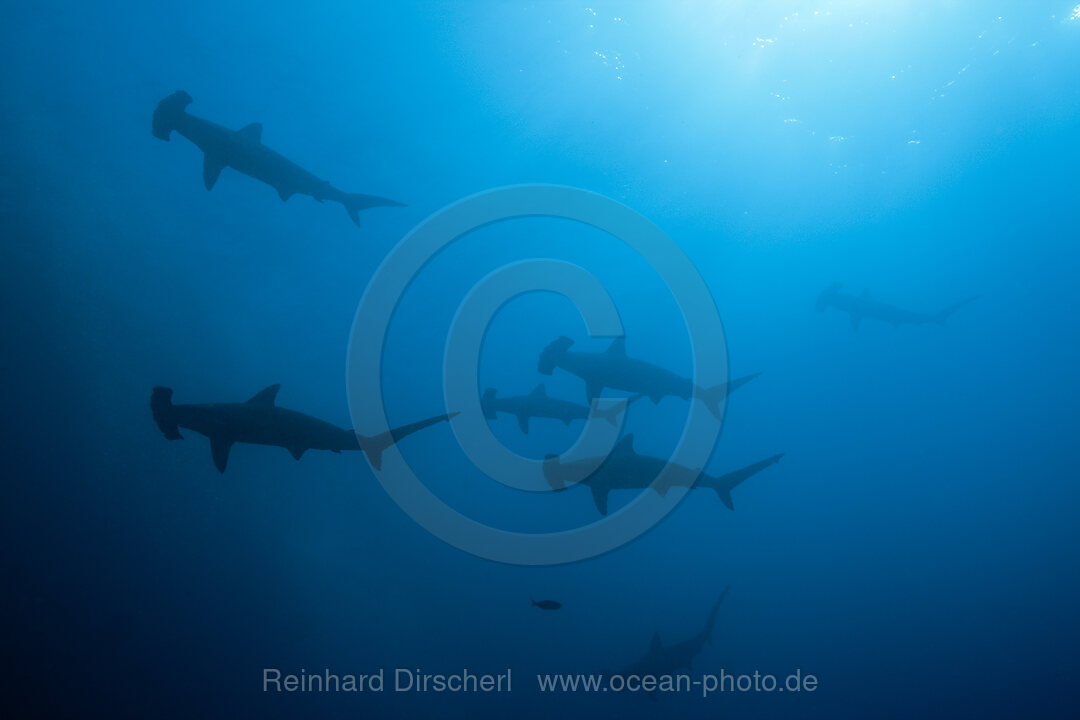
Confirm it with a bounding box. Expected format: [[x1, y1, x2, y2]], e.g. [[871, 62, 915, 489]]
[[152, 91, 403, 227], [538, 336, 760, 421], [816, 283, 977, 331], [150, 385, 453, 473], [481, 384, 628, 433], [543, 434, 783, 515], [619, 587, 731, 677]]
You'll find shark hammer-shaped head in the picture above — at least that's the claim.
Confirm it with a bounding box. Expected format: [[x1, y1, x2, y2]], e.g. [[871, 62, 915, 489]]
[[152, 90, 194, 141]]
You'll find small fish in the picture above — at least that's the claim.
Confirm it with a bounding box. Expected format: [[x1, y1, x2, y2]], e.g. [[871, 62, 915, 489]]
[[531, 599, 562, 610]]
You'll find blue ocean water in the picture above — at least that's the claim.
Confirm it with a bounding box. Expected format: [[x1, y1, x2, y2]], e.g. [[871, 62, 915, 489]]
[[2, 1, 1078, 717]]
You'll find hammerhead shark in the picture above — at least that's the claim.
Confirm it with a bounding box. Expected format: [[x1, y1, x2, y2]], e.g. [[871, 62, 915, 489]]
[[538, 337, 760, 421], [481, 384, 630, 433], [543, 434, 783, 515], [816, 283, 978, 331], [619, 586, 731, 676], [150, 385, 455, 473], [152, 91, 404, 227]]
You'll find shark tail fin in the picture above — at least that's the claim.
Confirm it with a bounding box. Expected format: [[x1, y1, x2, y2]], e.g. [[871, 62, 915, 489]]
[[342, 193, 406, 228], [538, 336, 574, 375], [150, 386, 183, 440], [481, 388, 498, 420], [355, 412, 458, 470], [698, 372, 762, 420], [935, 296, 978, 327], [712, 454, 784, 510], [704, 585, 732, 645], [152, 90, 193, 141], [593, 399, 626, 427]]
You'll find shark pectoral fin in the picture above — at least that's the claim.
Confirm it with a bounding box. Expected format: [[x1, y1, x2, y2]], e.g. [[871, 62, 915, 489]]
[[202, 153, 226, 191], [516, 414, 530, 434], [590, 486, 610, 515], [277, 188, 294, 202], [530, 384, 547, 397], [586, 380, 603, 402], [649, 394, 663, 404], [210, 436, 234, 473], [288, 445, 306, 461]]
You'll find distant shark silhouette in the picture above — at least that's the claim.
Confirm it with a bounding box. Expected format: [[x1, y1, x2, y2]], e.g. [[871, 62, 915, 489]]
[[152, 91, 404, 227], [543, 434, 783, 515], [619, 586, 731, 676], [816, 283, 978, 331], [481, 384, 630, 433], [150, 385, 455, 473], [530, 598, 562, 610], [538, 337, 760, 421]]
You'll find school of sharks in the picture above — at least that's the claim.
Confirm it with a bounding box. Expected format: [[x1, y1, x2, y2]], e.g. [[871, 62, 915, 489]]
[[148, 90, 977, 677]]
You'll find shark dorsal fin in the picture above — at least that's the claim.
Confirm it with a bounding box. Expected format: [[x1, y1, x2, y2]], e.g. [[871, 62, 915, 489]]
[[648, 631, 663, 656], [246, 384, 280, 406], [613, 433, 635, 457], [238, 122, 263, 143], [530, 384, 547, 397], [606, 337, 627, 355]]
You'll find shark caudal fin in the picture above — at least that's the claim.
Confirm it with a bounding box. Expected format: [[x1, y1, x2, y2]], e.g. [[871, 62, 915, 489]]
[[538, 336, 574, 375], [355, 412, 458, 470], [934, 296, 979, 327], [703, 585, 732, 645], [594, 396, 634, 427], [697, 372, 763, 421], [342, 193, 406, 228], [481, 388, 498, 420], [712, 454, 784, 510], [152, 91, 193, 141], [150, 386, 183, 440]]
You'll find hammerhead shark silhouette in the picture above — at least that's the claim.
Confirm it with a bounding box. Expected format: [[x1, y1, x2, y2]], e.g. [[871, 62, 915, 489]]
[[152, 91, 404, 227], [151, 385, 454, 473], [816, 283, 978, 331], [619, 586, 732, 676], [481, 384, 630, 433], [538, 336, 760, 421], [543, 434, 783, 515]]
